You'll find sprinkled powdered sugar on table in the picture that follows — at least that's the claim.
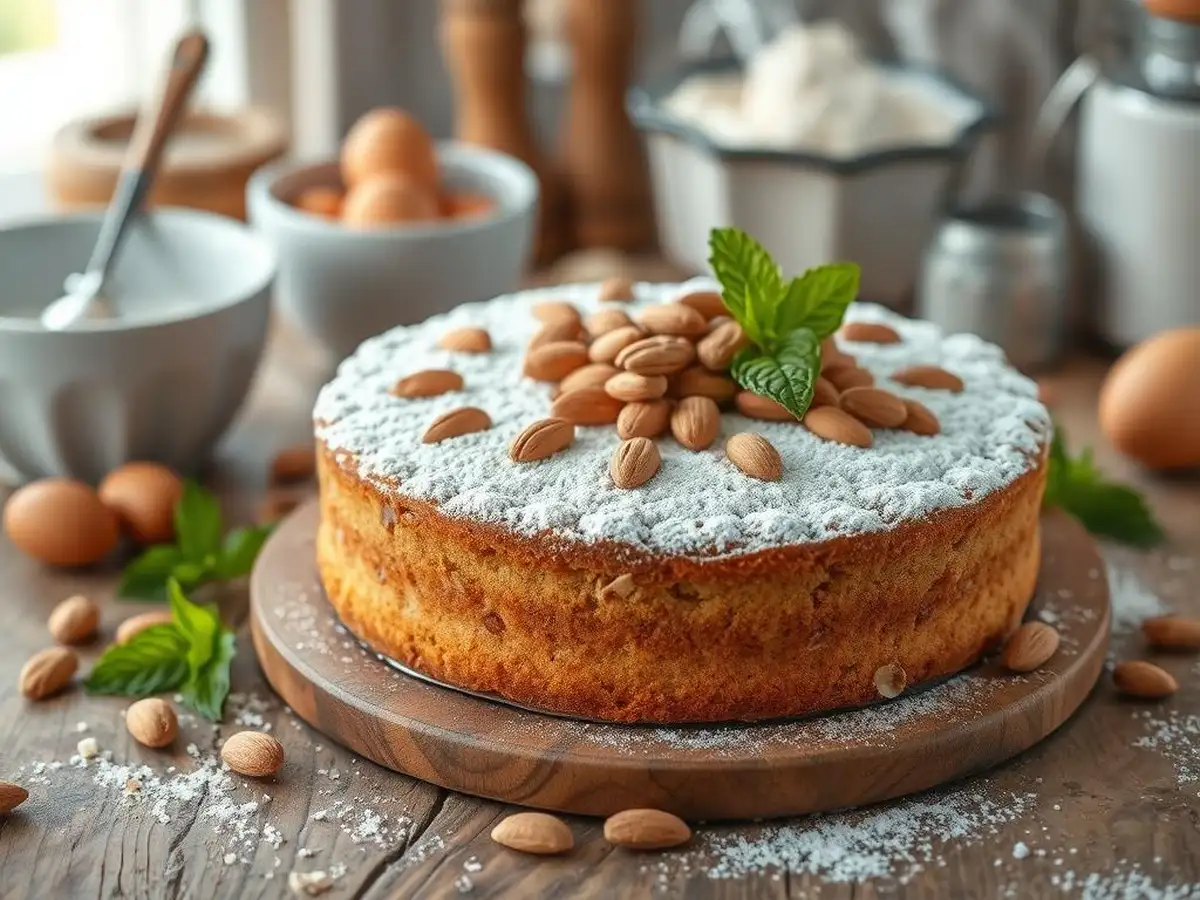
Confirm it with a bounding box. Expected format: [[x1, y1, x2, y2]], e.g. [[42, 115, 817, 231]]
[[314, 280, 1049, 559]]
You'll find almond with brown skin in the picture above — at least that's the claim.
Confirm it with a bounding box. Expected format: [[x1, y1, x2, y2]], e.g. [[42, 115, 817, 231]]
[[671, 366, 738, 403], [617, 400, 673, 439], [604, 809, 692, 850], [533, 300, 582, 326], [552, 388, 624, 425], [116, 610, 174, 644], [638, 303, 708, 338], [839, 387, 908, 428], [391, 369, 463, 398], [670, 396, 720, 450], [803, 406, 873, 448], [270, 444, 317, 483], [821, 337, 855, 372], [615, 335, 696, 376], [812, 377, 840, 408], [19, 647, 77, 700], [491, 812, 574, 855], [839, 321, 901, 344], [674, 289, 726, 320], [1142, 616, 1200, 650], [901, 399, 941, 436], [825, 366, 874, 392], [125, 697, 178, 748], [422, 407, 492, 443], [734, 391, 797, 422], [559, 363, 620, 394], [1001, 622, 1060, 672], [725, 433, 783, 481], [524, 341, 589, 382], [529, 318, 584, 349], [588, 326, 645, 364], [0, 781, 28, 814], [47, 594, 99, 645], [1113, 660, 1179, 699], [598, 276, 635, 303], [586, 308, 634, 336], [221, 731, 285, 777], [605, 372, 668, 402], [437, 326, 492, 353], [510, 418, 576, 462], [891, 365, 964, 393], [610, 438, 661, 489], [696, 320, 748, 371]]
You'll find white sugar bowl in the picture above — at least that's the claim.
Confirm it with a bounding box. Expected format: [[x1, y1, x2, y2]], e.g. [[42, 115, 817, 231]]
[[0, 209, 275, 484]]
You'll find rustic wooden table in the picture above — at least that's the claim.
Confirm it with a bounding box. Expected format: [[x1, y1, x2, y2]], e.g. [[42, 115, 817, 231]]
[[1, 324, 1198, 900]]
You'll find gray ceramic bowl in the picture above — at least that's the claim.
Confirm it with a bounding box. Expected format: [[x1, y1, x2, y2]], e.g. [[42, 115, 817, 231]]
[[0, 208, 274, 484], [248, 142, 538, 361]]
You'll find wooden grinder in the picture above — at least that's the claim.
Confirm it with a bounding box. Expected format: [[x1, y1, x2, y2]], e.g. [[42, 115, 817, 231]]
[[439, 0, 566, 263]]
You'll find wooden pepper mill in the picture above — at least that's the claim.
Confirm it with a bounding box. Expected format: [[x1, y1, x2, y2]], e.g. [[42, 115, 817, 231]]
[[439, 0, 566, 264], [559, 0, 655, 252]]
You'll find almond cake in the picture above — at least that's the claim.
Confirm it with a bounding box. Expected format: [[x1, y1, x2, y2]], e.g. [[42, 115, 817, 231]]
[[313, 280, 1051, 723]]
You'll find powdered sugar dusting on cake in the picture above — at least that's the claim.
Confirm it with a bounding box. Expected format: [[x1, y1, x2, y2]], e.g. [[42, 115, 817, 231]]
[[314, 281, 1049, 557]]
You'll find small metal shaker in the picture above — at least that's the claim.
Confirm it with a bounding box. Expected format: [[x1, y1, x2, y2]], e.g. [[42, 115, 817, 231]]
[[916, 192, 1069, 372]]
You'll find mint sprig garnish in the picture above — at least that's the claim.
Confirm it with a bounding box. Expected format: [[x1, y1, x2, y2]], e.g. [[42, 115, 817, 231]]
[[1043, 426, 1164, 548], [708, 228, 860, 418], [84, 579, 237, 720], [118, 481, 272, 601]]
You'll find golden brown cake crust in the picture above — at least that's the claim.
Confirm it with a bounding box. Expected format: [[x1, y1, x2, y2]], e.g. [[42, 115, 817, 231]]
[[316, 444, 1047, 723]]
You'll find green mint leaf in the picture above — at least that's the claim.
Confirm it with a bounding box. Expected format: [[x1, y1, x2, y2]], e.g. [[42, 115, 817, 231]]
[[773, 263, 861, 339], [730, 327, 821, 419], [83, 625, 190, 697], [1043, 425, 1164, 548], [708, 227, 783, 347], [174, 480, 224, 562], [180, 629, 237, 721], [168, 579, 220, 678], [214, 525, 273, 580], [117, 545, 186, 601]]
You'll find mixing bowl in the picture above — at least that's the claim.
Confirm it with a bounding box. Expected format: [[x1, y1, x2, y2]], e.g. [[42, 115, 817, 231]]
[[247, 142, 537, 361], [0, 208, 274, 484]]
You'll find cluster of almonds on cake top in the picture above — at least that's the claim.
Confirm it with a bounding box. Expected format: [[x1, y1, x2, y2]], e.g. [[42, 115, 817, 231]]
[[390, 276, 967, 489]]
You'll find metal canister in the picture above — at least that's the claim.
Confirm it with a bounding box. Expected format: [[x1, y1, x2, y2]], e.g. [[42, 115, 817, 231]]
[[916, 192, 1069, 372]]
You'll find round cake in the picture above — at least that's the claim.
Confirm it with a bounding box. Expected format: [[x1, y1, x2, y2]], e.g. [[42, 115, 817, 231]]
[[313, 279, 1051, 724]]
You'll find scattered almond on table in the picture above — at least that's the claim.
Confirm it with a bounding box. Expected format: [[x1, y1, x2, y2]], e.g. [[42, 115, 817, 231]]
[[47, 594, 99, 645], [221, 731, 285, 778], [0, 781, 28, 815], [490, 811, 574, 855], [603, 808, 692, 850], [1141, 616, 1200, 651], [1113, 660, 1179, 699], [125, 698, 179, 749], [19, 647, 78, 700]]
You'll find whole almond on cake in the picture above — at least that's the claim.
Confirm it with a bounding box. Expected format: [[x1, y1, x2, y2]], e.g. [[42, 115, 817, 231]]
[[638, 304, 707, 337], [524, 341, 589, 382], [670, 397, 720, 450], [125, 697, 178, 748], [1113, 660, 1179, 699], [891, 365, 964, 393], [671, 366, 738, 403], [840, 322, 901, 344], [491, 812, 574, 855], [221, 731, 285, 777], [611, 438, 661, 489], [1001, 622, 1060, 672], [604, 809, 692, 849], [533, 300, 582, 326], [422, 407, 492, 443], [725, 433, 782, 481], [615, 335, 696, 376], [589, 326, 645, 364], [1141, 616, 1200, 650], [529, 318, 584, 349], [812, 377, 840, 408], [606, 372, 669, 403], [586, 308, 634, 336], [19, 647, 77, 700], [510, 418, 575, 462], [597, 276, 635, 303], [552, 388, 624, 426], [392, 369, 463, 398], [839, 387, 908, 428], [617, 400, 673, 439], [803, 407, 873, 448], [674, 289, 727, 320], [825, 366, 874, 392], [696, 320, 748, 370], [734, 391, 797, 421], [438, 327, 492, 353], [901, 399, 941, 436], [0, 781, 29, 814], [559, 363, 620, 394], [47, 594, 99, 645]]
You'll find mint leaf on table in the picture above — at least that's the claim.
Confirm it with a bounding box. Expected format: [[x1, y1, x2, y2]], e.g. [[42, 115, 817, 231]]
[[708, 226, 861, 419], [117, 545, 186, 601], [1043, 427, 1164, 548], [83, 625, 191, 697], [214, 526, 273, 580], [730, 328, 821, 419], [169, 579, 219, 676], [174, 479, 223, 563], [180, 630, 237, 721]]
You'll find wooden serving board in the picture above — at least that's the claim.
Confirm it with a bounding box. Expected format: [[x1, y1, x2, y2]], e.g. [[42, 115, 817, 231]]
[[250, 504, 1110, 821]]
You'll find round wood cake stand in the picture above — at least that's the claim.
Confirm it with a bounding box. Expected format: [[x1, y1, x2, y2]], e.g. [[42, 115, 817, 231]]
[[250, 504, 1110, 821]]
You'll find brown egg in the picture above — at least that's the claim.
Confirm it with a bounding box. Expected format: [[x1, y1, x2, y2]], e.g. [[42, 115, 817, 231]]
[[442, 190, 497, 220], [342, 174, 440, 228], [1099, 327, 1200, 470], [340, 107, 439, 190], [293, 186, 344, 219], [98, 462, 184, 546], [3, 478, 119, 567]]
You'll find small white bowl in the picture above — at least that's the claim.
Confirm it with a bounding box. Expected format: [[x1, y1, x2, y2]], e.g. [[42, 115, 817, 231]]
[[247, 142, 538, 361], [0, 208, 275, 484]]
